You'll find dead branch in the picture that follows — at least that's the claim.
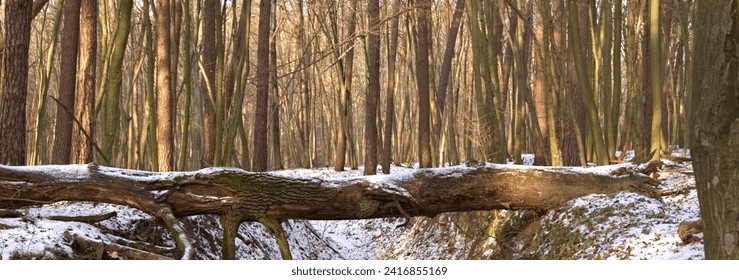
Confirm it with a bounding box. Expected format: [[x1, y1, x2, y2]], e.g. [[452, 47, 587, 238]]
[[63, 231, 173, 260], [106, 235, 177, 255], [0, 209, 23, 218], [47, 211, 117, 223]]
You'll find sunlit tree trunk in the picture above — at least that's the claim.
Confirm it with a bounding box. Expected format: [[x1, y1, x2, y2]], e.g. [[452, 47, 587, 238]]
[[648, 0, 662, 162], [567, 1, 609, 165], [155, 0, 174, 171], [200, 0, 217, 167], [72, 0, 97, 164], [52, 0, 81, 164], [31, 1, 63, 165], [416, 0, 433, 168], [434, 0, 465, 167], [99, 0, 134, 166]]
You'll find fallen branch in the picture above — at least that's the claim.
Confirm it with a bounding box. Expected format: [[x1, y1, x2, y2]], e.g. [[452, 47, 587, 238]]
[[0, 209, 23, 218], [63, 231, 173, 260], [659, 187, 696, 197], [106, 235, 177, 255], [47, 211, 117, 223]]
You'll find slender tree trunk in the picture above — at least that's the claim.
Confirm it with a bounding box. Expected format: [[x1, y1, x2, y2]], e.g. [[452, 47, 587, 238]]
[[567, 1, 609, 165], [364, 0, 381, 175], [72, 0, 97, 164], [382, 4, 401, 174], [155, 0, 174, 171], [252, 0, 271, 172], [0, 0, 32, 165], [434, 0, 465, 167], [52, 0, 81, 164], [648, 0, 662, 162], [200, 0, 217, 167], [178, 0, 193, 171], [268, 1, 281, 170], [99, 0, 133, 166], [416, 0, 432, 168], [31, 2, 63, 165], [142, 0, 159, 171], [612, 0, 622, 156]]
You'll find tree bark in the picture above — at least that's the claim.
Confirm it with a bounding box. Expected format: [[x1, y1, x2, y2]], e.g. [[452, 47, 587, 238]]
[[365, 0, 380, 175], [72, 0, 97, 164], [99, 0, 134, 166], [200, 0, 217, 167], [648, 0, 662, 162], [52, 0, 81, 164], [416, 0, 433, 168], [0, 0, 32, 166], [382, 3, 401, 174], [690, 0, 739, 259], [156, 0, 174, 171], [0, 164, 660, 220], [434, 0, 465, 166], [252, 0, 271, 172]]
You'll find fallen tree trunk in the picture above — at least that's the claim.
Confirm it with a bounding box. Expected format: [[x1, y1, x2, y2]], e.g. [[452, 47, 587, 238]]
[[0, 163, 660, 259]]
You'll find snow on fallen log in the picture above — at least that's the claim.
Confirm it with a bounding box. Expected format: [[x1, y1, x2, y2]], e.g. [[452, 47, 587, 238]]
[[0, 163, 660, 259]]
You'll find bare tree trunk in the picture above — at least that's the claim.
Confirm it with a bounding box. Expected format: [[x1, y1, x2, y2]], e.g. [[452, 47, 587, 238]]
[[200, 0, 217, 167], [178, 0, 194, 171], [567, 0, 609, 165], [434, 0, 465, 167], [416, 0, 432, 168], [0, 0, 32, 165], [268, 1, 281, 170], [100, 0, 134, 166], [252, 0, 271, 172], [72, 0, 97, 164], [690, 0, 739, 260], [332, 0, 358, 171], [382, 3, 401, 174], [31, 2, 63, 165], [364, 0, 381, 175], [52, 0, 81, 164], [648, 0, 662, 162], [155, 0, 174, 171]]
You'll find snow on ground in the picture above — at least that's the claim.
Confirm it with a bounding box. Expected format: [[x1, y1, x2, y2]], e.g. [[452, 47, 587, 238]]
[[0, 150, 705, 259]]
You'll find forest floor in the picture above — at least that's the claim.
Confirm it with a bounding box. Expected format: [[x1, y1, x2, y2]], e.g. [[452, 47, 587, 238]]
[[0, 151, 703, 260]]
